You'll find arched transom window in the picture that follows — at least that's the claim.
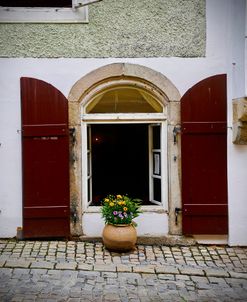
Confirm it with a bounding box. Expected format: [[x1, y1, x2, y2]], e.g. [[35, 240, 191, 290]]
[[86, 86, 163, 114]]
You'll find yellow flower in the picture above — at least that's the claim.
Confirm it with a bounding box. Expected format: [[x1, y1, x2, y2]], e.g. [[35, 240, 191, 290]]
[[109, 202, 114, 207], [116, 195, 122, 199], [104, 198, 109, 203], [123, 207, 128, 211], [122, 201, 126, 205], [118, 201, 122, 205]]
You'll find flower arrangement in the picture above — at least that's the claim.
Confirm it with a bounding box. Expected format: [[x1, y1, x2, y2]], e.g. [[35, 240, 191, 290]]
[[101, 194, 142, 226]]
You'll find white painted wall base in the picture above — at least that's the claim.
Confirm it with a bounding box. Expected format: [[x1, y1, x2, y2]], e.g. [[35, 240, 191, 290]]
[[193, 235, 228, 245], [82, 211, 168, 237]]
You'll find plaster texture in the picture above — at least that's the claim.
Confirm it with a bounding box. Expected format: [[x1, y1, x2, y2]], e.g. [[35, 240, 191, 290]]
[[0, 0, 206, 58]]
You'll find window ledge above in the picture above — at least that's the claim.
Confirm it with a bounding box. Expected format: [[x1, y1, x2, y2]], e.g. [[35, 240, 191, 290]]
[[0, 6, 88, 23]]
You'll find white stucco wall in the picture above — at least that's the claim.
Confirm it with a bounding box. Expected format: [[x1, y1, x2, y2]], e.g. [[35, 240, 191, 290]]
[[227, 0, 247, 246], [0, 0, 246, 244]]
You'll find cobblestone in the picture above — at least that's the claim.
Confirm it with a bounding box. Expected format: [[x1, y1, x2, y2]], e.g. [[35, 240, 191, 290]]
[[5, 260, 31, 268], [30, 261, 54, 269], [0, 239, 247, 301]]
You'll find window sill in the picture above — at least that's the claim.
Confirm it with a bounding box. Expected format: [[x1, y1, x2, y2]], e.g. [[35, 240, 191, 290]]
[[84, 205, 168, 214], [0, 6, 88, 23]]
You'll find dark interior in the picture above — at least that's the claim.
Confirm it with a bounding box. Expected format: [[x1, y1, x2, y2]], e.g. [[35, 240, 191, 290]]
[[91, 124, 149, 206]]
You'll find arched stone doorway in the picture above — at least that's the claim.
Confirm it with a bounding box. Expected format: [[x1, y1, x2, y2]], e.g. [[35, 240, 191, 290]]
[[68, 63, 181, 238]]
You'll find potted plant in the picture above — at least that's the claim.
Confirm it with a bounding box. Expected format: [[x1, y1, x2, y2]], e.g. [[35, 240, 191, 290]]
[[101, 194, 142, 251]]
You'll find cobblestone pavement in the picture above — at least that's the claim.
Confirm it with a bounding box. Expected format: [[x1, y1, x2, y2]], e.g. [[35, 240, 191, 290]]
[[0, 239, 247, 301]]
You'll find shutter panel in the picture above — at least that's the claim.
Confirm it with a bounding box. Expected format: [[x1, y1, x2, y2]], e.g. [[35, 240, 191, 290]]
[[181, 74, 228, 234], [21, 77, 70, 238]]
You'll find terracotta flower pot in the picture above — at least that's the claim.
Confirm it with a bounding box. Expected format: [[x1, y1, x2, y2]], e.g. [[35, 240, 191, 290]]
[[102, 223, 137, 251]]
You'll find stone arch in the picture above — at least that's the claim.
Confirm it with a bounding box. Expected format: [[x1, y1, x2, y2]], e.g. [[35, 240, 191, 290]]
[[68, 63, 181, 237]]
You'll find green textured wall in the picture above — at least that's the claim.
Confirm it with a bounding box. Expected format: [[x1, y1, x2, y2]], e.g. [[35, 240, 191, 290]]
[[0, 0, 205, 58]]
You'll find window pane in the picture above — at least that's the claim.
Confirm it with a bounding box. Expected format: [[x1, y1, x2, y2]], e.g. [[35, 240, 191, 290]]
[[0, 0, 72, 7], [153, 152, 161, 176], [86, 87, 163, 113], [153, 178, 161, 202], [87, 153, 90, 177], [87, 126, 90, 150], [153, 126, 160, 149], [88, 179, 91, 202]]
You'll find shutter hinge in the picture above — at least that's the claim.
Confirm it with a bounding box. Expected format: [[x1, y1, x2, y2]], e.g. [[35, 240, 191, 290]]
[[173, 125, 181, 144], [175, 207, 182, 225]]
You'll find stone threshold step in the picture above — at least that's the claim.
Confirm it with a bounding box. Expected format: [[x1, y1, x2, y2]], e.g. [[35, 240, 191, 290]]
[[76, 235, 197, 246]]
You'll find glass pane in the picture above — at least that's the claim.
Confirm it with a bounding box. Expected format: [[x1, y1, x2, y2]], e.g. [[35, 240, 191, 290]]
[[87, 126, 90, 150], [153, 178, 161, 202], [88, 179, 91, 202], [87, 153, 90, 177], [86, 87, 163, 113], [153, 126, 160, 149], [153, 152, 161, 176]]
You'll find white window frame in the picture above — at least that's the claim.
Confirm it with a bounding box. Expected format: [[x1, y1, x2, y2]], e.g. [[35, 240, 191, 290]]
[[149, 124, 164, 206], [0, 1, 91, 23], [81, 118, 168, 213], [86, 125, 93, 205]]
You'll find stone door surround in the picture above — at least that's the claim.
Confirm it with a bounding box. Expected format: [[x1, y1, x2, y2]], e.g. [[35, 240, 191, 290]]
[[68, 63, 181, 236]]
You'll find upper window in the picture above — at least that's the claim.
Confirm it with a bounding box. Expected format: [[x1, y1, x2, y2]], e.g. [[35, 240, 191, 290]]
[[86, 86, 163, 114], [0, 0, 91, 23], [0, 1, 72, 7]]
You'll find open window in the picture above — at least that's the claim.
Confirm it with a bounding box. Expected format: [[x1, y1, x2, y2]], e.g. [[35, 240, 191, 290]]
[[81, 84, 167, 210], [84, 122, 167, 208], [0, 1, 72, 7]]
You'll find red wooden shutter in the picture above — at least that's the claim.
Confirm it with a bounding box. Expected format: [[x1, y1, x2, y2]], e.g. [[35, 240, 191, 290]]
[[21, 77, 70, 238], [181, 74, 228, 234]]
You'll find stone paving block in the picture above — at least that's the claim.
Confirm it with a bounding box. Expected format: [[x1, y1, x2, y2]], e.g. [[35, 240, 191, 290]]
[[5, 260, 31, 268], [56, 262, 77, 270], [13, 268, 31, 275], [30, 268, 48, 275], [155, 265, 179, 274], [133, 265, 155, 274], [94, 264, 116, 272], [102, 272, 117, 278], [208, 276, 228, 285], [30, 261, 54, 269], [116, 264, 132, 272], [179, 267, 205, 276], [78, 271, 100, 278], [118, 272, 141, 279], [77, 263, 93, 271], [204, 268, 230, 277], [157, 274, 175, 283], [191, 276, 208, 283], [229, 271, 247, 279], [0, 260, 6, 267], [175, 274, 191, 281], [0, 267, 13, 277]]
